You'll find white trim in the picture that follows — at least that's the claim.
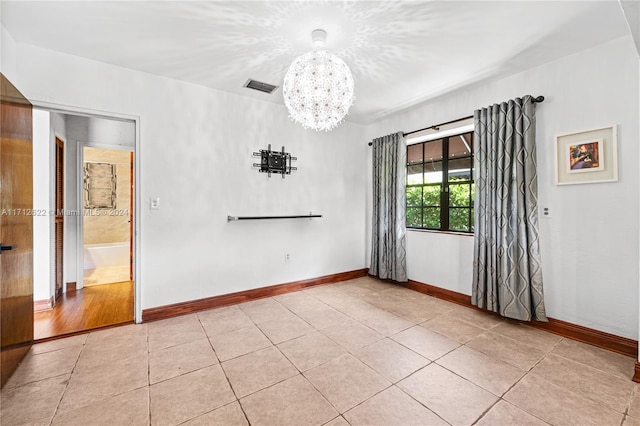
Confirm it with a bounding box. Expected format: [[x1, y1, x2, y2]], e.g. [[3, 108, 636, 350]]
[[31, 100, 137, 123], [76, 141, 84, 291], [30, 99, 143, 324], [78, 142, 134, 291], [80, 142, 134, 150], [134, 117, 141, 324]]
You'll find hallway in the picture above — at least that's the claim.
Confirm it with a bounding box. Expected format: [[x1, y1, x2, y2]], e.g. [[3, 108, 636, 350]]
[[34, 281, 134, 340]]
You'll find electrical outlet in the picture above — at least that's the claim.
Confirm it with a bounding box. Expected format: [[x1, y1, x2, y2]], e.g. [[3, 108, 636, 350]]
[[285, 253, 290, 262], [541, 206, 551, 218]]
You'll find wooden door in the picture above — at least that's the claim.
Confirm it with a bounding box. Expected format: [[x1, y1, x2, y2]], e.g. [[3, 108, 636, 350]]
[[0, 74, 34, 388], [55, 138, 64, 299]]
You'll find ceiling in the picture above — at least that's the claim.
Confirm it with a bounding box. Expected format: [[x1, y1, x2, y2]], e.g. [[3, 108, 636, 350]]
[[1, 1, 631, 124]]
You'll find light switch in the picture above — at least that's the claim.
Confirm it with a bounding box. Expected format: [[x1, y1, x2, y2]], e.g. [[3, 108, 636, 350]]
[[150, 197, 160, 210]]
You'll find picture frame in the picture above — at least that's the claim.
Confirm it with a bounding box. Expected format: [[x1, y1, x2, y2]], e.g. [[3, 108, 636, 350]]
[[555, 125, 617, 185], [84, 162, 117, 209]]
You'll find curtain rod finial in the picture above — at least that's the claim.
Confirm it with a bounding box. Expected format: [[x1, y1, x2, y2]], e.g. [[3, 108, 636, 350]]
[[534, 95, 545, 103]]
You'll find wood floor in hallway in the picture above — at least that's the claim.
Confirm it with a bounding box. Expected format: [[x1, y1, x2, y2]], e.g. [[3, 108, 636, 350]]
[[34, 281, 134, 340]]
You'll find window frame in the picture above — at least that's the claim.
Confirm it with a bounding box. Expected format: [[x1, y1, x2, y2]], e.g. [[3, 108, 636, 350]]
[[406, 130, 474, 233]]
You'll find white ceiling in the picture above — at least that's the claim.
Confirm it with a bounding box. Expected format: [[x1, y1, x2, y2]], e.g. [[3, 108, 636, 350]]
[[1, 1, 631, 124]]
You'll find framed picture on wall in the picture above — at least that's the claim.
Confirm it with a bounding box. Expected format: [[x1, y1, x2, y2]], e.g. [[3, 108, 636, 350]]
[[555, 125, 618, 185]]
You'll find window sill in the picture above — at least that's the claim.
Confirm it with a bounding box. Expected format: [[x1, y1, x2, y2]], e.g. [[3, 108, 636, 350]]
[[407, 228, 474, 237]]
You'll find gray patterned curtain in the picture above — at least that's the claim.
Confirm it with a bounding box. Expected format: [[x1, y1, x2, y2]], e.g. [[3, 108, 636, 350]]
[[472, 96, 547, 321], [369, 132, 407, 282]]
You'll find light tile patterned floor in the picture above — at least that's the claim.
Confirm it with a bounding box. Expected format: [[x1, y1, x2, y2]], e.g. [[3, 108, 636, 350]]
[[2, 276, 637, 425]]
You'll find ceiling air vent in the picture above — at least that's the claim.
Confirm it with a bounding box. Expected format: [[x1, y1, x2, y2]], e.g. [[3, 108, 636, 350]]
[[243, 79, 279, 94]]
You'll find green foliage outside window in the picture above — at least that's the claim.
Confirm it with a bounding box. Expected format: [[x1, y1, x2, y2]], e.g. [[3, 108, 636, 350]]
[[406, 131, 474, 232]]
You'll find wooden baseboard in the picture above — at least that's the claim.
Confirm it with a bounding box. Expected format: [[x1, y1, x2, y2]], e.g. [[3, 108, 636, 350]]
[[66, 282, 77, 293], [33, 297, 53, 312], [397, 277, 637, 359], [403, 280, 472, 307], [142, 268, 368, 322], [528, 318, 637, 358], [634, 362, 640, 383]]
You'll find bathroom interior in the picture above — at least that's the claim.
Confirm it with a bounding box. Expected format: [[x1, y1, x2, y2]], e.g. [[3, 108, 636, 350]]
[[83, 146, 133, 286]]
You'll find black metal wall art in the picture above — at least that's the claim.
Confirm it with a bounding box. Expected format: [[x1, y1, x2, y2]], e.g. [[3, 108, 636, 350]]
[[253, 144, 297, 178]]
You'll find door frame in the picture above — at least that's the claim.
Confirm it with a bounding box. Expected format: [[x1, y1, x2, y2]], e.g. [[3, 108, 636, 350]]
[[77, 142, 134, 292], [32, 100, 142, 323]]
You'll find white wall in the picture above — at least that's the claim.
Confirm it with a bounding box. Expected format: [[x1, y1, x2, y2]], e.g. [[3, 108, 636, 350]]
[[67, 115, 135, 148], [32, 109, 51, 301], [365, 36, 639, 339], [0, 23, 17, 82], [14, 43, 368, 310]]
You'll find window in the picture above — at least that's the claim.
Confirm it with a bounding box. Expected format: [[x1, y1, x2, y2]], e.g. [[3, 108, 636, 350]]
[[406, 130, 474, 232]]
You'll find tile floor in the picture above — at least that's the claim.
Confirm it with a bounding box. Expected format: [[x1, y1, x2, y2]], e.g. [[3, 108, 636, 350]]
[[2, 276, 637, 426]]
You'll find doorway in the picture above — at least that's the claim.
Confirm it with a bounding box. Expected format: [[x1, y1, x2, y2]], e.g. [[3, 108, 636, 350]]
[[32, 109, 138, 340], [82, 146, 133, 287]]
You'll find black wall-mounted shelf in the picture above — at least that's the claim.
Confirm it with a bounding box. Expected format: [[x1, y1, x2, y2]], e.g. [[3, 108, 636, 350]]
[[227, 214, 322, 222]]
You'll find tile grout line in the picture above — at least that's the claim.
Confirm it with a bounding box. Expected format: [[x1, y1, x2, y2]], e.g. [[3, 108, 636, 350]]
[[390, 315, 553, 425], [625, 382, 639, 417], [338, 382, 394, 420], [470, 398, 502, 426], [321, 415, 351, 426], [462, 329, 549, 371], [482, 333, 566, 424], [197, 313, 252, 426], [199, 297, 352, 386], [145, 325, 152, 426], [149, 315, 244, 421], [2, 344, 84, 391], [427, 332, 554, 426], [254, 296, 322, 345], [47, 335, 88, 424], [255, 320, 343, 418], [388, 328, 461, 363], [500, 333, 632, 425], [274, 287, 397, 419], [393, 378, 452, 426], [302, 285, 399, 333], [59, 328, 157, 417], [549, 348, 637, 382]]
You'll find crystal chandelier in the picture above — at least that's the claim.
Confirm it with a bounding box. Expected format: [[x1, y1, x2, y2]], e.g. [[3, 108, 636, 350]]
[[283, 29, 355, 132]]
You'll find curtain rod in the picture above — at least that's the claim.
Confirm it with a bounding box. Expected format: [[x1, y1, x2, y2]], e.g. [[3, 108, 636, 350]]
[[368, 95, 544, 146]]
